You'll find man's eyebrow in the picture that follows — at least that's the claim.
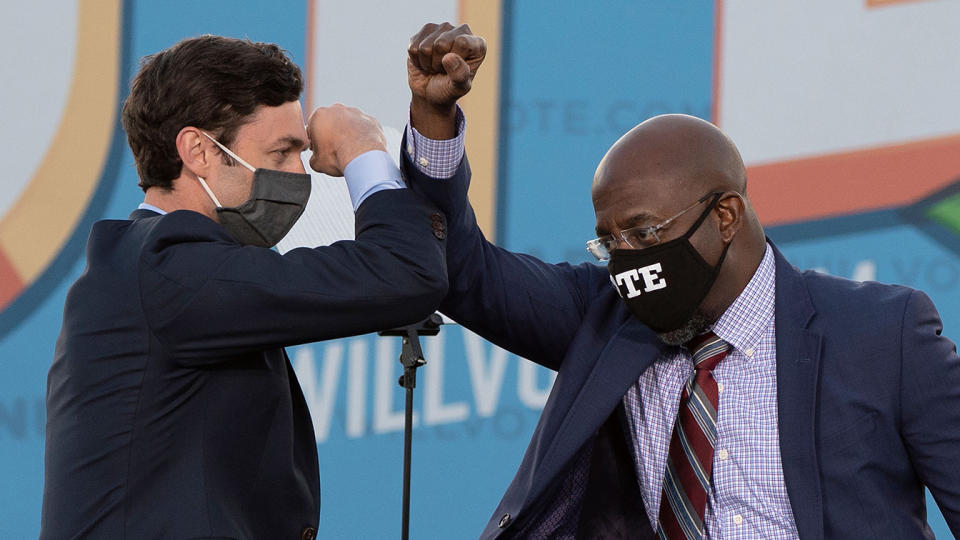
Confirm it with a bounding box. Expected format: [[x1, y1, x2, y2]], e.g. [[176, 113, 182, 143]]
[[622, 212, 661, 228], [596, 212, 661, 236], [274, 136, 308, 151]]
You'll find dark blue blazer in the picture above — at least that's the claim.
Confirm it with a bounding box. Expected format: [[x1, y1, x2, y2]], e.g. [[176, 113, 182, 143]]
[[42, 189, 447, 539], [403, 153, 960, 539]]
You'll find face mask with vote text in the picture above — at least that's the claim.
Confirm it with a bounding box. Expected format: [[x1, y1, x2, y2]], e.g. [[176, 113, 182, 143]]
[[196, 131, 311, 248], [607, 195, 729, 333]]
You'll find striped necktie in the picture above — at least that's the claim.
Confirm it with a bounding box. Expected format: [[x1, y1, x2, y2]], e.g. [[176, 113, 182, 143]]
[[656, 332, 730, 540]]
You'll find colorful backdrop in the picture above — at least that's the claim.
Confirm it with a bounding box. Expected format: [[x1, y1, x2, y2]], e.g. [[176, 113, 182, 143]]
[[1, 0, 957, 537]]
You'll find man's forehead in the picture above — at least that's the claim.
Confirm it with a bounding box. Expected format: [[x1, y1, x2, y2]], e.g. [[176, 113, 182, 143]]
[[594, 171, 683, 209], [235, 102, 307, 145], [594, 194, 671, 233], [593, 173, 709, 231]]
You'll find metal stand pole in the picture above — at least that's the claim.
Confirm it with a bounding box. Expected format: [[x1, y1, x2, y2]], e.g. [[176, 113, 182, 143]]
[[378, 313, 444, 540]]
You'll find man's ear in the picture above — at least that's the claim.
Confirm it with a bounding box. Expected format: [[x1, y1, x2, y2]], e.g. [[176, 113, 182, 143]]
[[716, 192, 745, 243], [175, 127, 209, 178]]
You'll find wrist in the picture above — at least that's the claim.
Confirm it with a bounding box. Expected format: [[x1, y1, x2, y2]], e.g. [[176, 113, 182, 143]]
[[337, 140, 387, 172], [343, 150, 404, 210], [410, 95, 458, 140]]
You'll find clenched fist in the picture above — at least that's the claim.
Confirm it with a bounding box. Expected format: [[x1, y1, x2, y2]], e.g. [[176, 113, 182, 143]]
[[407, 22, 486, 139], [306, 104, 386, 177]]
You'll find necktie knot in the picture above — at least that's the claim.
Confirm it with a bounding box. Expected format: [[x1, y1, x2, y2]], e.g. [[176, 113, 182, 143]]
[[686, 331, 730, 372]]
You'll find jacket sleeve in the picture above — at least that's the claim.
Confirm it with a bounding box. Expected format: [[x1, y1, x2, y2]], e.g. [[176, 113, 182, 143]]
[[402, 146, 609, 370], [899, 289, 960, 535], [139, 188, 448, 364]]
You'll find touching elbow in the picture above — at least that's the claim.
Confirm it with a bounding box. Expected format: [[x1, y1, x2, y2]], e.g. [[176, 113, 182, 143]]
[[406, 268, 448, 322]]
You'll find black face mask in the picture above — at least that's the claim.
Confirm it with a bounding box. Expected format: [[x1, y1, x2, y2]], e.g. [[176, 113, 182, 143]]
[[215, 168, 311, 248], [198, 131, 311, 248], [607, 196, 729, 333]]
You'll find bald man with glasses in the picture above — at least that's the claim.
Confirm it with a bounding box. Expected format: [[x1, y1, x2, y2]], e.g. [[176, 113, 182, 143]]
[[401, 22, 960, 540]]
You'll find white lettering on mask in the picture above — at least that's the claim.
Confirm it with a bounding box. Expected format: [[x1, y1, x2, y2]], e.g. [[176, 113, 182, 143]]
[[638, 263, 666, 292], [613, 263, 667, 298]]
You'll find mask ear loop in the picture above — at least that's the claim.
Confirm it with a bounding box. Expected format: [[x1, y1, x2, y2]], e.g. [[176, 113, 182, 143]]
[[696, 191, 732, 277], [712, 238, 732, 275], [681, 192, 723, 240], [194, 130, 255, 209], [199, 131, 257, 173], [195, 175, 223, 208]]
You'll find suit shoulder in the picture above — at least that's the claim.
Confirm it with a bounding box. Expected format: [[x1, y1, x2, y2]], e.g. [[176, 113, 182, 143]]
[[84, 211, 229, 267], [129, 211, 239, 291], [799, 268, 916, 314], [136, 210, 232, 248]]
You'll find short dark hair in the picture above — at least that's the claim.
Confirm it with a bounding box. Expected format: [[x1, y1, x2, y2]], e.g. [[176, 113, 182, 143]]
[[121, 35, 303, 191]]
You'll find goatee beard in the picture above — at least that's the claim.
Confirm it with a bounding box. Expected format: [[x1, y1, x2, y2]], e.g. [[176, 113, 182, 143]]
[[657, 310, 714, 346]]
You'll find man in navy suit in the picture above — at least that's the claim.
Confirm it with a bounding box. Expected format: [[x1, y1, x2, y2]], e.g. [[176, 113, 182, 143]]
[[402, 23, 960, 539], [42, 36, 448, 539]]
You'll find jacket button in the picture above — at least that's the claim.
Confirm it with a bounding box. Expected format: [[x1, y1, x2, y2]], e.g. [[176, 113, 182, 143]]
[[301, 526, 317, 540], [498, 513, 511, 528], [433, 229, 446, 240]]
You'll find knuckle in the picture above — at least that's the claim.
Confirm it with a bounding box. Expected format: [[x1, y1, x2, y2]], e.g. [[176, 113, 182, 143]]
[[474, 36, 487, 52]]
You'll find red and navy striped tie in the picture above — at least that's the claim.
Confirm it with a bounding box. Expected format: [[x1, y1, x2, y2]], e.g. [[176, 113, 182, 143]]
[[656, 332, 730, 540]]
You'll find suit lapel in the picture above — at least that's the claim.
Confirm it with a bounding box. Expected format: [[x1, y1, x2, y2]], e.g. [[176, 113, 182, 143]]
[[771, 242, 825, 540], [532, 316, 664, 499]]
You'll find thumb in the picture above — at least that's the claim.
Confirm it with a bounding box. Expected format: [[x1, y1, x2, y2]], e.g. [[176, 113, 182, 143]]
[[442, 52, 472, 93]]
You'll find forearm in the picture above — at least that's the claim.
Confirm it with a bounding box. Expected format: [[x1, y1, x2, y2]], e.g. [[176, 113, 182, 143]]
[[146, 190, 447, 362], [410, 95, 458, 140], [400, 150, 601, 368]]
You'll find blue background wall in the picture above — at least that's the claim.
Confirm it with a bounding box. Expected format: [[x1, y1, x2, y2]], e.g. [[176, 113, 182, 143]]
[[0, 0, 955, 537]]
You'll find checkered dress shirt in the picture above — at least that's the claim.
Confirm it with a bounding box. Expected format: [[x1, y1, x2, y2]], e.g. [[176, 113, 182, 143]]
[[624, 244, 799, 539]]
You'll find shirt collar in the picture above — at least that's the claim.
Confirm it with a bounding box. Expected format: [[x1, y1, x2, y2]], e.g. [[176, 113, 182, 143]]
[[137, 202, 167, 215], [711, 242, 776, 358]]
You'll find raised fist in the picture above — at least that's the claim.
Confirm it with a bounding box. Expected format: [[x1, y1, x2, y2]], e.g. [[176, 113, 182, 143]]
[[306, 104, 386, 177], [407, 22, 486, 111]]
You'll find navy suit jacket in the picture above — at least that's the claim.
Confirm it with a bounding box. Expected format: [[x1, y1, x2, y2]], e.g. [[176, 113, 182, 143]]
[[42, 189, 448, 539], [403, 153, 960, 539]]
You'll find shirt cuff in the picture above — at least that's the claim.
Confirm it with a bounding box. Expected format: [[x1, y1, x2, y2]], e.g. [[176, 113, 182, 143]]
[[342, 150, 405, 211], [404, 105, 466, 179]]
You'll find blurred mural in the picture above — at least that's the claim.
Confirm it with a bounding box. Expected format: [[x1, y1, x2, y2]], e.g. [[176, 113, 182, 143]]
[[1, 0, 957, 537]]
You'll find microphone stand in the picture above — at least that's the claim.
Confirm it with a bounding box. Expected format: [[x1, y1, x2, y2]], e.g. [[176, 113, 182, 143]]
[[378, 313, 444, 540]]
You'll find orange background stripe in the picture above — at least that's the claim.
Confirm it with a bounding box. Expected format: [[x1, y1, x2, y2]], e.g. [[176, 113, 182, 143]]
[[748, 134, 960, 226], [866, 0, 934, 7], [0, 249, 24, 311]]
